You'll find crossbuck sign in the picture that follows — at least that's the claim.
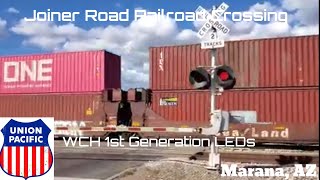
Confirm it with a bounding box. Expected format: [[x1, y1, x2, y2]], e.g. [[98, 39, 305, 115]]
[[195, 2, 230, 49]]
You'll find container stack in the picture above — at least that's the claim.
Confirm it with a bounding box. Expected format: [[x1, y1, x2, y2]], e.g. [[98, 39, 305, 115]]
[[0, 50, 121, 127], [149, 35, 319, 127]]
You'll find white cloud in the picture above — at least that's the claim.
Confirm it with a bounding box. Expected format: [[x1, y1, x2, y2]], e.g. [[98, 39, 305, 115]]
[[176, 29, 198, 43], [7, 7, 20, 14], [281, 0, 319, 25], [291, 25, 319, 36], [231, 21, 256, 35], [223, 21, 292, 41], [0, 18, 7, 37], [249, 1, 278, 12], [281, 0, 318, 11]]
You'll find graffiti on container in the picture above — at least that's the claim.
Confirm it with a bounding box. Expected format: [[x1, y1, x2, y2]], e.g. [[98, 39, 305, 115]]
[[159, 51, 164, 71], [217, 127, 289, 139], [160, 97, 178, 106], [55, 121, 86, 127], [2, 59, 53, 88]]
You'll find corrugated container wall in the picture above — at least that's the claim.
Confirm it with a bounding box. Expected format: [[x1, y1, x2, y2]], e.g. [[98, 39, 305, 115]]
[[0, 50, 121, 94], [0, 92, 147, 128], [150, 35, 319, 90], [0, 93, 105, 124], [151, 88, 319, 126]]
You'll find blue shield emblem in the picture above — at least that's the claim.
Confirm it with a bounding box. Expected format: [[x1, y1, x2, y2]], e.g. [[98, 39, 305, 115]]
[[0, 119, 53, 179]]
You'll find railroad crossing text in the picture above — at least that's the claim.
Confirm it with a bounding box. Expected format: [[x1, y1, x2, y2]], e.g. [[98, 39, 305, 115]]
[[24, 9, 288, 22]]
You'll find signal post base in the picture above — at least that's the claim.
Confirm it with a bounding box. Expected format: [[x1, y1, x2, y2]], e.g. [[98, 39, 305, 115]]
[[206, 136, 221, 170]]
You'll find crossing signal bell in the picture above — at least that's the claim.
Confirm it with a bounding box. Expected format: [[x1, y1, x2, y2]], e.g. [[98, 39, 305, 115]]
[[189, 65, 236, 90]]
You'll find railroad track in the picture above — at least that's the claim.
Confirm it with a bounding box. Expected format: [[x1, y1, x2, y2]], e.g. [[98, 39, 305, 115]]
[[252, 143, 319, 151], [189, 148, 319, 165]]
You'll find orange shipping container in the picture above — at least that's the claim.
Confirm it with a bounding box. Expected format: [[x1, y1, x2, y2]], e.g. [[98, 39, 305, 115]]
[[151, 88, 319, 126], [150, 35, 319, 90]]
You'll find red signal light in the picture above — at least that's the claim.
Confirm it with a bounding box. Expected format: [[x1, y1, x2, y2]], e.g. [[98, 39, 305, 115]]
[[218, 71, 229, 81], [213, 65, 236, 90]]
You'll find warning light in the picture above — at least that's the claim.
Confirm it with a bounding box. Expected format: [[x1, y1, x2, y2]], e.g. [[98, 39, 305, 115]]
[[189, 67, 211, 89], [189, 65, 236, 90], [213, 65, 236, 90], [217, 71, 229, 81]]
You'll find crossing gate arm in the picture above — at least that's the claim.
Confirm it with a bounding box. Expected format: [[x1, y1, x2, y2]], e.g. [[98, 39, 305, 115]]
[[54, 126, 199, 133]]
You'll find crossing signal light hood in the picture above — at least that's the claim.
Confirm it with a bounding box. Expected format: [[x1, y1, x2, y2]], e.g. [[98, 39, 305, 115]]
[[189, 67, 211, 89]]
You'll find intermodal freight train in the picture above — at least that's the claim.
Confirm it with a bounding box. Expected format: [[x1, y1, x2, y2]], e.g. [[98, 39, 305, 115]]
[[0, 35, 319, 145]]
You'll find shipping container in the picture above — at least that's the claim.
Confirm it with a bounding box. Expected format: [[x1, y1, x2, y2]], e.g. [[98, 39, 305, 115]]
[[147, 88, 319, 143], [0, 92, 147, 127], [150, 88, 319, 126], [150, 35, 319, 90], [0, 93, 105, 125], [0, 50, 121, 94], [0, 89, 318, 144]]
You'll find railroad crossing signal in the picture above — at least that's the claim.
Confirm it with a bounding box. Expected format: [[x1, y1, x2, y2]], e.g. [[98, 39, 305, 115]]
[[189, 65, 236, 90], [193, 2, 234, 170]]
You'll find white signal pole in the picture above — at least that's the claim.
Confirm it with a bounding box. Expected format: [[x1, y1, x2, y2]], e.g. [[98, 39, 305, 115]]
[[208, 7, 221, 170], [195, 2, 230, 170]]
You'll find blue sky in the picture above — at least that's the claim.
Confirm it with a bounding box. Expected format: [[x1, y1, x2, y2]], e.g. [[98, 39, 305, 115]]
[[0, 0, 318, 89]]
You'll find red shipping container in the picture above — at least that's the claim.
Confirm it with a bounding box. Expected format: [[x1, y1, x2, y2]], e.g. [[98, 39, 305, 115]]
[[151, 88, 319, 126], [150, 35, 319, 90], [0, 50, 121, 94]]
